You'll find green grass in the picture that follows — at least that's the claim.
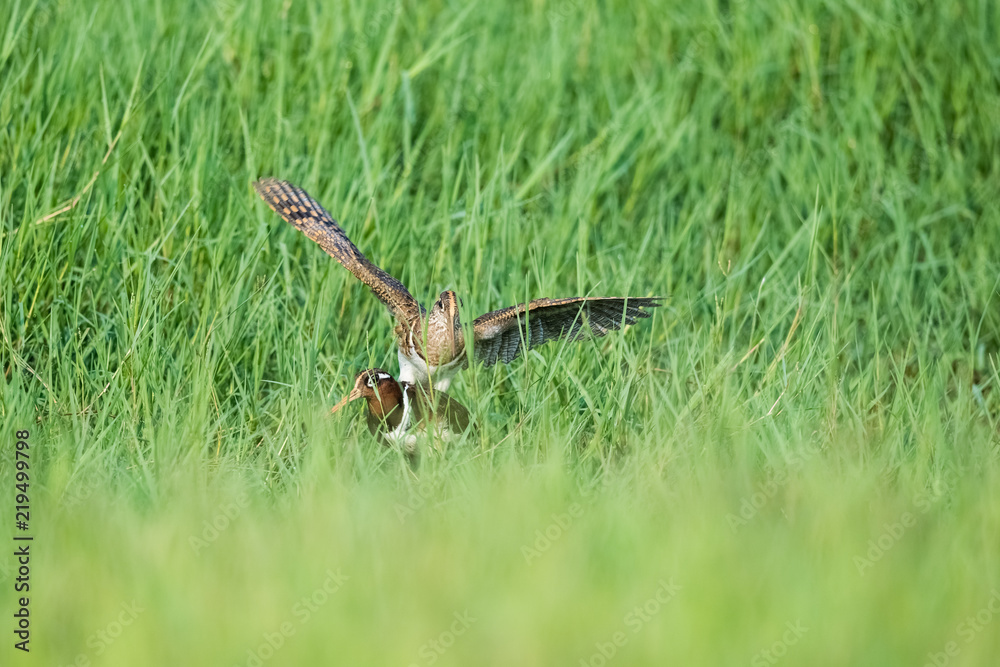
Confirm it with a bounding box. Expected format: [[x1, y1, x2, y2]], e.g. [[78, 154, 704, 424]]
[[2, 0, 1000, 664]]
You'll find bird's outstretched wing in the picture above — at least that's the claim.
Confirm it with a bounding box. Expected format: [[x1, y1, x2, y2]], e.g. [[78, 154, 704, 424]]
[[253, 178, 423, 325], [472, 296, 663, 367]]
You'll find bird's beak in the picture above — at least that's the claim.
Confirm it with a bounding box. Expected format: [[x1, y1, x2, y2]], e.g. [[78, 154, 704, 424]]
[[331, 388, 363, 414]]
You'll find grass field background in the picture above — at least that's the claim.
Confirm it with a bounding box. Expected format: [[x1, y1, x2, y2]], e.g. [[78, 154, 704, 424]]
[[2, 0, 1000, 664]]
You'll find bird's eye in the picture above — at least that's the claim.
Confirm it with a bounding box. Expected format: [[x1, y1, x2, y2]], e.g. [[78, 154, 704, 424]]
[[366, 376, 376, 387]]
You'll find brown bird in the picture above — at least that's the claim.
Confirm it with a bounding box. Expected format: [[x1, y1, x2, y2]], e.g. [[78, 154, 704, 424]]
[[331, 368, 472, 461], [254, 177, 663, 390]]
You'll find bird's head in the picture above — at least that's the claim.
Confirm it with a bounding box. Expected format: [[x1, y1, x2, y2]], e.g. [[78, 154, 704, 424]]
[[434, 290, 464, 325], [433, 290, 465, 357], [331, 368, 402, 418]]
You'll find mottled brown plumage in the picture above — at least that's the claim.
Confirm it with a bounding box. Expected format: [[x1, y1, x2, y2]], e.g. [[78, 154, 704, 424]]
[[253, 178, 423, 327], [254, 178, 663, 390], [471, 296, 661, 367]]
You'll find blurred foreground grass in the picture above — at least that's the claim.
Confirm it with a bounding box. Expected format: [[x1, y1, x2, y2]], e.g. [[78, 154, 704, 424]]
[[9, 450, 1000, 666]]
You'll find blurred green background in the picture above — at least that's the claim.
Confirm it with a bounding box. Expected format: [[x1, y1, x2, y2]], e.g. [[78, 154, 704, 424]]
[[2, 0, 999, 664]]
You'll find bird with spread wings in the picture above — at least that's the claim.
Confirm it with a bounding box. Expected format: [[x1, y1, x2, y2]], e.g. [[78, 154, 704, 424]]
[[253, 178, 663, 391]]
